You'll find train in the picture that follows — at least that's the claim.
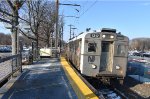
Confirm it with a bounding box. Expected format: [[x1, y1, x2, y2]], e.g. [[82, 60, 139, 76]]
[[65, 28, 129, 84]]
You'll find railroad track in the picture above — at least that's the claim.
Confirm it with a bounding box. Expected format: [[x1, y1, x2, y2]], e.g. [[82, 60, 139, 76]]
[[111, 77, 145, 99], [88, 76, 147, 99], [67, 60, 127, 99], [85, 77, 127, 99]]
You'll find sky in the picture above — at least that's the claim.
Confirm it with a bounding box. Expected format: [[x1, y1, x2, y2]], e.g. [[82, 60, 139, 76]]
[[0, 0, 150, 41], [59, 0, 150, 41]]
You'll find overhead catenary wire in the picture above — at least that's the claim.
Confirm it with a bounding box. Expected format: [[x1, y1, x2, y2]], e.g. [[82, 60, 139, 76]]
[[59, 0, 80, 41], [61, 0, 80, 36], [71, 0, 97, 36], [71, 0, 97, 33], [79, 0, 98, 17]]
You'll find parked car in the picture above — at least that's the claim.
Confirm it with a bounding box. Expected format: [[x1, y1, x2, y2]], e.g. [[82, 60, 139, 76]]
[[133, 52, 141, 56], [143, 53, 150, 58], [0, 46, 12, 52]]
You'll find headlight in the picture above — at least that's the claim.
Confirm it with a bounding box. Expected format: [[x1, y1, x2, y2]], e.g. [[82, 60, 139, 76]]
[[110, 35, 114, 39], [92, 64, 97, 69], [116, 65, 121, 70], [102, 35, 106, 38]]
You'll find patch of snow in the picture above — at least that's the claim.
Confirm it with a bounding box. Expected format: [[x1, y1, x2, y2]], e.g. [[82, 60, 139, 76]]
[[23, 63, 52, 69]]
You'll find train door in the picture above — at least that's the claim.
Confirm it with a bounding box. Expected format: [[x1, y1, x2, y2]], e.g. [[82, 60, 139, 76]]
[[100, 41, 113, 72]]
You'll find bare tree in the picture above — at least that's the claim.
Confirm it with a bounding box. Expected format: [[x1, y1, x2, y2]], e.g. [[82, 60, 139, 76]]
[[39, 1, 56, 47], [0, 0, 25, 55], [21, 0, 51, 58]]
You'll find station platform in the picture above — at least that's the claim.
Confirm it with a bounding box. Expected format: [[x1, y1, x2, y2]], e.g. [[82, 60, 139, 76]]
[[0, 57, 98, 99]]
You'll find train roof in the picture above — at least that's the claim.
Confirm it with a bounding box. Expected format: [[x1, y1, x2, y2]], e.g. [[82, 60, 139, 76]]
[[68, 28, 128, 42], [69, 31, 96, 42]]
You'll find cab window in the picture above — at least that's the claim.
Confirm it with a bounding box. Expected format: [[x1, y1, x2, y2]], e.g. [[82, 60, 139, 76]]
[[88, 43, 97, 52], [117, 45, 126, 56]]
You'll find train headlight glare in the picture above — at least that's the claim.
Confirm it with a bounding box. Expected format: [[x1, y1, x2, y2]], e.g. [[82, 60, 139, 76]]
[[92, 64, 97, 69], [116, 65, 121, 70], [102, 35, 106, 38], [110, 35, 114, 39]]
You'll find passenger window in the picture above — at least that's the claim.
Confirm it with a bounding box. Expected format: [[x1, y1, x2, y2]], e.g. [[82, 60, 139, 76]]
[[88, 43, 97, 52], [117, 45, 125, 56]]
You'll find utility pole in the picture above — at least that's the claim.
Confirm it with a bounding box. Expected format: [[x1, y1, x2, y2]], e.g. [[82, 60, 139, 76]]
[[51, 32, 53, 48], [59, 25, 63, 54], [68, 24, 73, 40], [71, 27, 77, 38], [61, 26, 63, 47], [55, 0, 59, 57]]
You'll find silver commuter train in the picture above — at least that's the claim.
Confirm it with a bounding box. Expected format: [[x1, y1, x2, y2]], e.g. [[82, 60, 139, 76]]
[[66, 28, 129, 83]]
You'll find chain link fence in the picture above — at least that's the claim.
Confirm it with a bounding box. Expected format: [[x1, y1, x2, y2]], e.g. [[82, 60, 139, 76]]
[[0, 54, 22, 84]]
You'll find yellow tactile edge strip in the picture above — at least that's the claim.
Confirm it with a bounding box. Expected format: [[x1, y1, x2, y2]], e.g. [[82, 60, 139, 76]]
[[60, 57, 99, 99]]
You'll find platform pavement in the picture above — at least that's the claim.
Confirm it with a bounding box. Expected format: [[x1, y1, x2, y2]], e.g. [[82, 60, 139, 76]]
[[0, 58, 77, 99]]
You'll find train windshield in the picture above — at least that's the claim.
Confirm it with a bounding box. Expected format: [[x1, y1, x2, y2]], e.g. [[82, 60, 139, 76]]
[[117, 45, 126, 56], [88, 43, 97, 52]]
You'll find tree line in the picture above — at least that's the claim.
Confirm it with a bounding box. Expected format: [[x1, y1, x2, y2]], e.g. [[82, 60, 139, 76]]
[[129, 38, 150, 51], [0, 32, 59, 48], [0, 32, 11, 45]]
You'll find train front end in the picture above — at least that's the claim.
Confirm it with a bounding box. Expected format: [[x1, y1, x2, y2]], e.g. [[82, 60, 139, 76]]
[[81, 28, 129, 83]]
